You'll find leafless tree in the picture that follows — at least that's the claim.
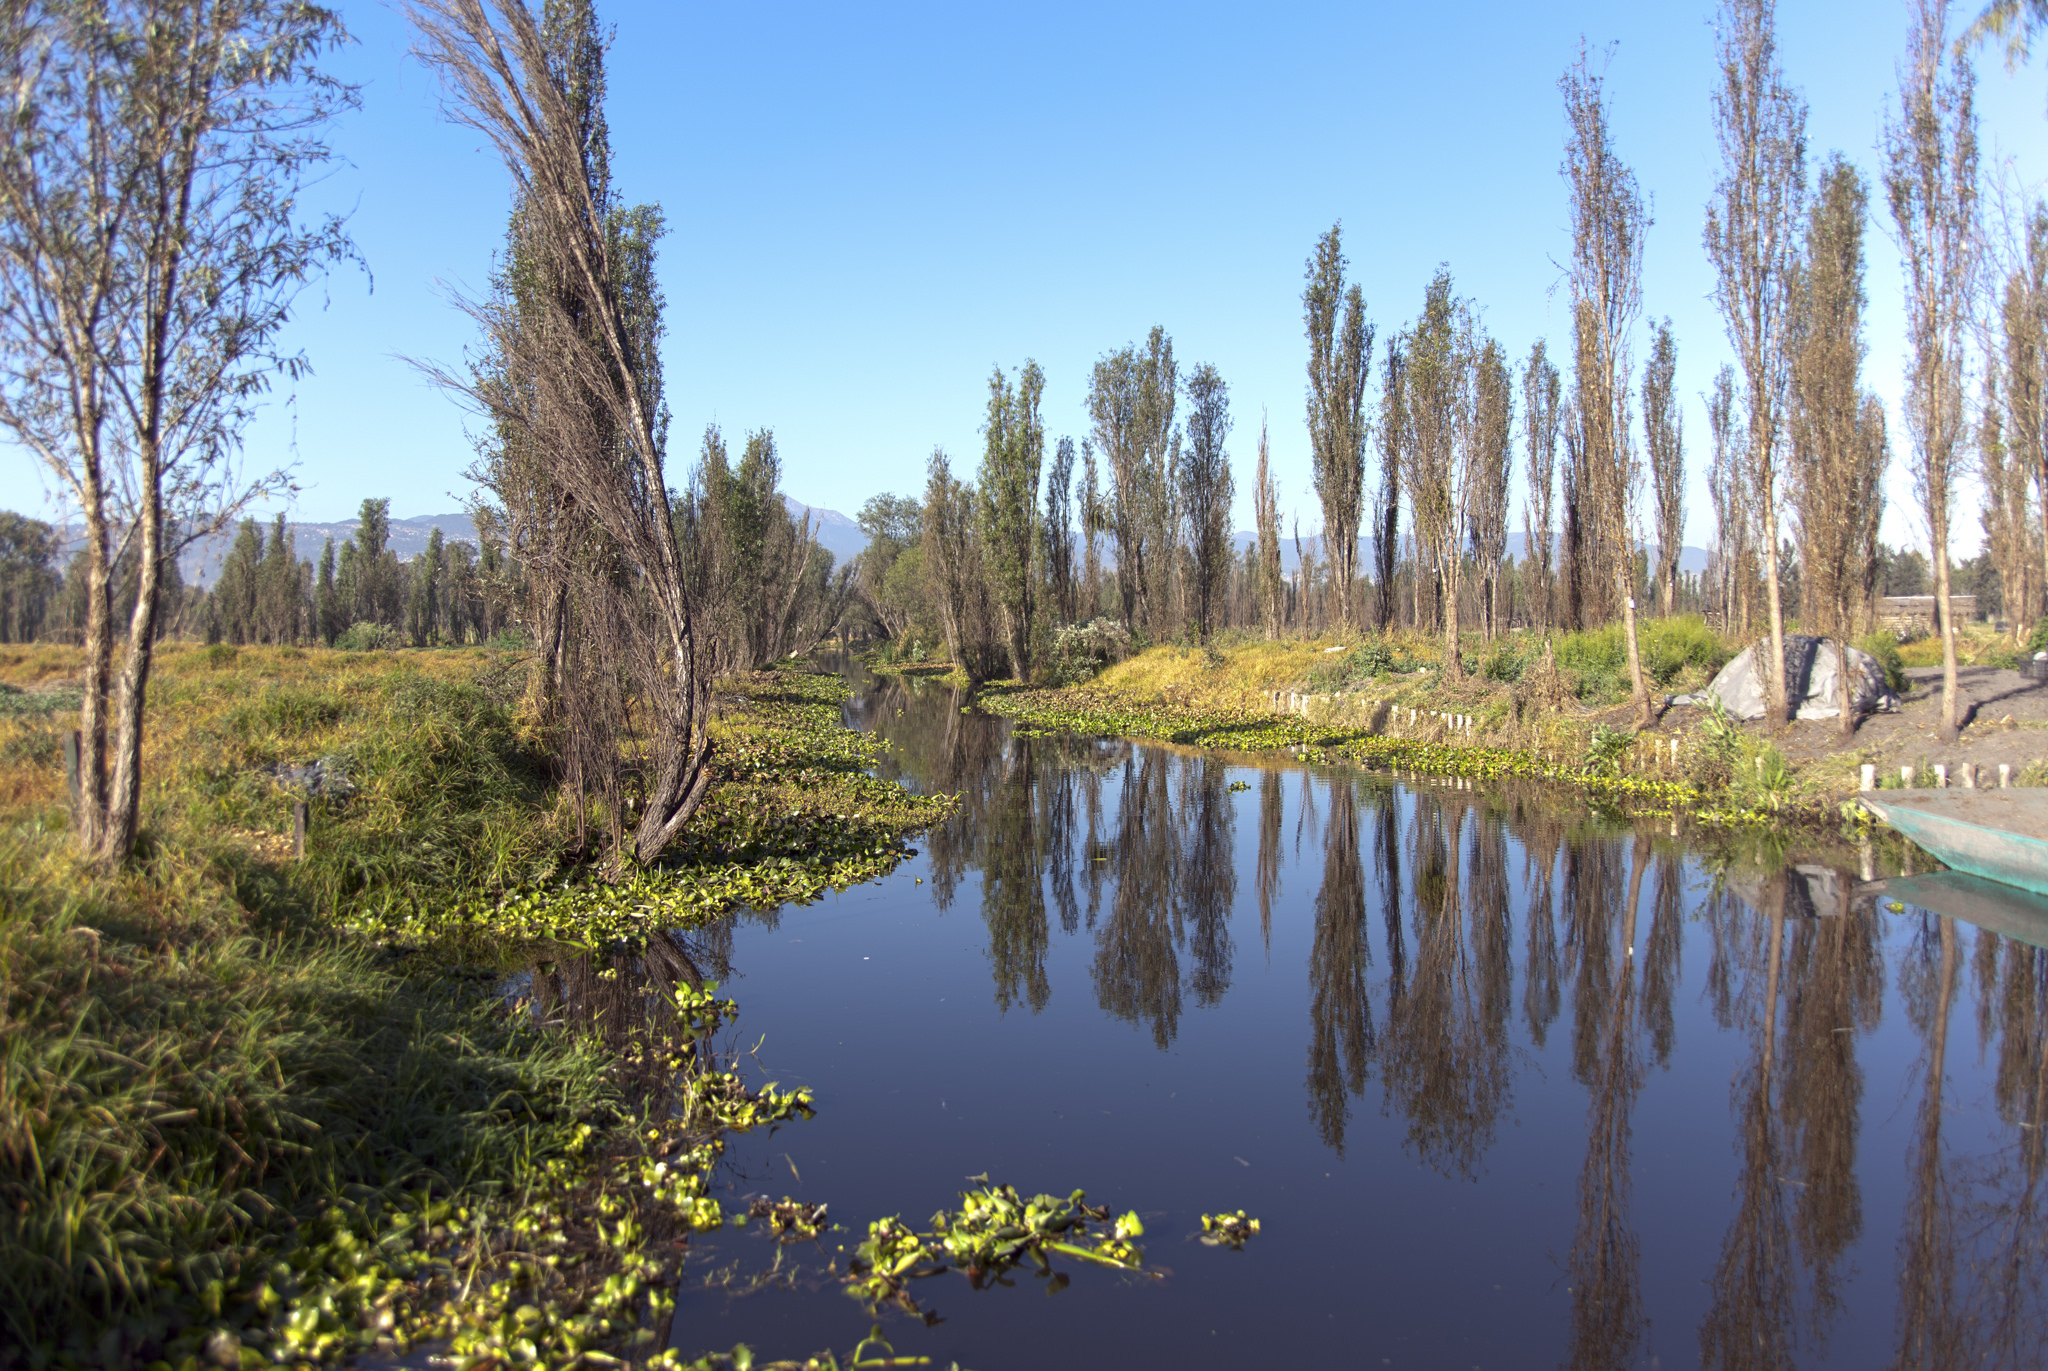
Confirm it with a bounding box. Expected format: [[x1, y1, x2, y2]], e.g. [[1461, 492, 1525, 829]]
[[1373, 336, 1406, 632], [0, 0, 354, 862], [2002, 206, 2048, 625], [1706, 0, 1808, 724], [1982, 374, 2033, 633], [1253, 414, 1283, 640], [1791, 154, 1889, 737], [923, 447, 1001, 683], [1886, 0, 1982, 743], [1305, 224, 1374, 627], [1522, 340, 1562, 635], [1707, 365, 1757, 634], [1467, 339, 1513, 641], [410, 0, 717, 862], [1089, 328, 1177, 631], [1563, 49, 1654, 727], [1402, 269, 1472, 675], [1180, 362, 1234, 643], [1643, 320, 1686, 616]]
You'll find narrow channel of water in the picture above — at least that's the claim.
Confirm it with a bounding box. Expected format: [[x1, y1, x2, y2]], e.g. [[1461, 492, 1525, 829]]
[[660, 657, 2045, 1368]]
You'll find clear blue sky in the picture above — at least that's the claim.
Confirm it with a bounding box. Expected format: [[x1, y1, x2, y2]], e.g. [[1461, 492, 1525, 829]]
[[6, 0, 2046, 553]]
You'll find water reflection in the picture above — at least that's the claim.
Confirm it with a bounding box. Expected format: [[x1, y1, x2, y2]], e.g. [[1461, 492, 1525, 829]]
[[829, 662, 2048, 1366]]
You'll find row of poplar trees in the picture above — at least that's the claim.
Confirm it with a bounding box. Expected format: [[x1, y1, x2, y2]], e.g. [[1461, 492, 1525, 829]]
[[862, 0, 2020, 746]]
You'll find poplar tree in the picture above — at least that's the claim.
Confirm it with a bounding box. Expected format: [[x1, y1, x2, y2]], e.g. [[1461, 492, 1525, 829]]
[[1467, 340, 1513, 640], [1565, 48, 1654, 727], [1088, 329, 1177, 630], [1180, 363, 1235, 643], [1643, 321, 1685, 616], [2004, 206, 2048, 622], [1707, 365, 1756, 634], [1253, 415, 1283, 639], [979, 360, 1045, 679], [1373, 338, 1405, 632], [1304, 225, 1374, 626], [410, 0, 717, 861], [1045, 436, 1078, 625], [1522, 340, 1562, 634], [1705, 0, 1808, 723], [1790, 153, 1888, 733], [1402, 269, 1471, 676], [1885, 0, 1980, 743]]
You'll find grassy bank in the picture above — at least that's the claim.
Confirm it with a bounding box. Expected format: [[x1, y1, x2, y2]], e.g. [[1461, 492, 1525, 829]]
[[961, 624, 1891, 826], [0, 645, 950, 1369]]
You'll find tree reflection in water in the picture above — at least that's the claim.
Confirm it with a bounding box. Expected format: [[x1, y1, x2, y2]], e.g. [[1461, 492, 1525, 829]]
[[1304, 777, 1374, 1153], [832, 662, 2048, 1359], [1380, 792, 1510, 1180]]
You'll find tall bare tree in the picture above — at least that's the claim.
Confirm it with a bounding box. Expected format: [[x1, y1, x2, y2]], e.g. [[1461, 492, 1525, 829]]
[[1089, 328, 1177, 631], [2003, 205, 2048, 623], [0, 0, 353, 862], [1402, 268, 1472, 677], [1981, 374, 2033, 632], [1886, 0, 1982, 744], [1373, 336, 1406, 631], [1643, 320, 1686, 616], [1563, 50, 1654, 727], [1707, 366, 1752, 633], [1706, 0, 1807, 724], [979, 360, 1044, 679], [1791, 154, 1888, 735], [1180, 363, 1234, 643], [1305, 224, 1374, 627], [1522, 340, 1562, 634], [1045, 435, 1078, 625], [411, 0, 718, 862], [1253, 414, 1283, 639], [1467, 339, 1513, 640]]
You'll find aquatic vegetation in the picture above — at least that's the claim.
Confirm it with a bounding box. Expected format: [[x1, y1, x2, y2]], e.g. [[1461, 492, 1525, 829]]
[[1199, 1211, 1262, 1249], [747, 1198, 832, 1242], [846, 1182, 1151, 1320]]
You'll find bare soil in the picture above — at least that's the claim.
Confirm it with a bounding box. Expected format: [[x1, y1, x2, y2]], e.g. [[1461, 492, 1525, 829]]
[[1659, 664, 2048, 780]]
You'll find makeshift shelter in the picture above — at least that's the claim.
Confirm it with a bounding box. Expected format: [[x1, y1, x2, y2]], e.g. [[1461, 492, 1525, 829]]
[[1701, 634, 1899, 721]]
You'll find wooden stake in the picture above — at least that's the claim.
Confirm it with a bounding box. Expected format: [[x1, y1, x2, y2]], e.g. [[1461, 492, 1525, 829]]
[[292, 800, 308, 861]]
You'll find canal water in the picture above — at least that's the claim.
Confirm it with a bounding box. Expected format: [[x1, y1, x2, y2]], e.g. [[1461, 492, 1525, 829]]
[[659, 659, 2045, 1368]]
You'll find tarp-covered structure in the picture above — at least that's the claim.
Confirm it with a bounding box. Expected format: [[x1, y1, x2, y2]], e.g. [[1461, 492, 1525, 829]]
[[1703, 633, 1899, 721]]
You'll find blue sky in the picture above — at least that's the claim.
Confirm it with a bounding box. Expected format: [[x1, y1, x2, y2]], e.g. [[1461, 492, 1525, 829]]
[[6, 0, 2047, 553]]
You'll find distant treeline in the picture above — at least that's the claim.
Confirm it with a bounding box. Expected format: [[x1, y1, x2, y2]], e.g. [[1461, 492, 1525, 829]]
[[0, 464, 846, 655]]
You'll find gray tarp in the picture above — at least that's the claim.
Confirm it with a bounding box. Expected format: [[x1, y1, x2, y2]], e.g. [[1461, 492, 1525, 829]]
[[1704, 633, 1900, 721]]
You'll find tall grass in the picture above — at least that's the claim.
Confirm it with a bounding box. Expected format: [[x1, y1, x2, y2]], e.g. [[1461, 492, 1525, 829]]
[[1552, 616, 1732, 702]]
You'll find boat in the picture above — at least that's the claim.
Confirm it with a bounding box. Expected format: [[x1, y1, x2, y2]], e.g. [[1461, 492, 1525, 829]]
[[1875, 871, 2048, 952], [1859, 790, 2048, 898]]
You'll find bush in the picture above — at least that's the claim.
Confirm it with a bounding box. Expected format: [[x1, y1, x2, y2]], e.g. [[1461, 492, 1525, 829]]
[[1304, 635, 1429, 692], [1045, 618, 1133, 686], [1857, 630, 1908, 693], [336, 621, 405, 652], [1553, 616, 1731, 702]]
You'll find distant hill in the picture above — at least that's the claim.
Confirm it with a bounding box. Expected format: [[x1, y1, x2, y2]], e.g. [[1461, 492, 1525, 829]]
[[1228, 529, 1710, 577], [163, 498, 866, 588]]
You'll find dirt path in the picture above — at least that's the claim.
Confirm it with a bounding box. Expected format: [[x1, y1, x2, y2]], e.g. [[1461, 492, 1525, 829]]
[[1687, 664, 2048, 778]]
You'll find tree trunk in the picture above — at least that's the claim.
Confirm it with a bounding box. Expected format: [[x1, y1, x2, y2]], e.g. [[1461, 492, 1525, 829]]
[[1760, 490, 1790, 724], [76, 494, 113, 857], [1934, 517, 1961, 744], [1621, 587, 1653, 730], [1835, 634, 1857, 743], [103, 487, 166, 862], [1441, 549, 1463, 680]]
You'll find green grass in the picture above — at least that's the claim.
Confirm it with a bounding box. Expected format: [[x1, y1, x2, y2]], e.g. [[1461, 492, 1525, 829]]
[[0, 646, 953, 1369]]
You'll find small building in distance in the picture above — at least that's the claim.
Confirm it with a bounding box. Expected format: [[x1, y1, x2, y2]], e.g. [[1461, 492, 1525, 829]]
[[1878, 595, 1977, 635]]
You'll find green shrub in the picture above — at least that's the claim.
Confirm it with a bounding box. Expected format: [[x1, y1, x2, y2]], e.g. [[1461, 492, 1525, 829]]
[[1554, 616, 1730, 701], [336, 621, 405, 652], [1305, 635, 1428, 692], [1045, 618, 1133, 686], [1857, 630, 1908, 694]]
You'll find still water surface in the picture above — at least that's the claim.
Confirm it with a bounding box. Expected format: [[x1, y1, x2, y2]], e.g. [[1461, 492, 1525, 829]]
[[652, 660, 2046, 1368]]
